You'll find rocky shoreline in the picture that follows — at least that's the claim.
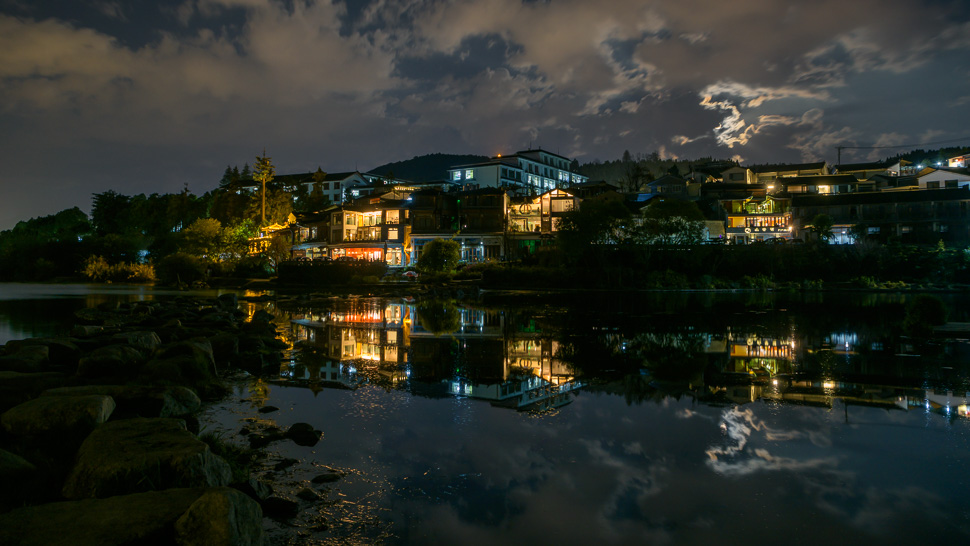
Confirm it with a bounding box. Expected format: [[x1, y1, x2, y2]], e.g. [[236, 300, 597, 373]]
[[0, 293, 323, 546]]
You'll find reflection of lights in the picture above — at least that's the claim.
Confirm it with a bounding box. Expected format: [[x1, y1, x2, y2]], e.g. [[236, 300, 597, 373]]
[[823, 381, 836, 389], [772, 379, 778, 386]]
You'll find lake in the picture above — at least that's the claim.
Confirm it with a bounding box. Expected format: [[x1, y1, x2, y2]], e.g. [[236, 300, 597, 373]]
[[3, 284, 970, 544]]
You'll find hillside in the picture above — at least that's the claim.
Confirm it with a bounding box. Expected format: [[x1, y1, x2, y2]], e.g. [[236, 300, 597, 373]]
[[367, 153, 489, 182]]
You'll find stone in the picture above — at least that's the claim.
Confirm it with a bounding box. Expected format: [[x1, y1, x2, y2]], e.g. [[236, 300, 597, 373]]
[[296, 487, 320, 501], [0, 488, 220, 546], [251, 309, 274, 323], [6, 337, 81, 368], [42, 385, 201, 418], [62, 418, 232, 499], [207, 333, 240, 365], [76, 344, 146, 378], [260, 496, 299, 520], [216, 293, 239, 312], [70, 325, 104, 338], [158, 340, 217, 373], [1, 395, 115, 442], [0, 371, 72, 413], [311, 471, 343, 484], [0, 344, 49, 372], [273, 458, 299, 471], [285, 422, 321, 447], [257, 405, 279, 414], [110, 331, 162, 353], [233, 477, 273, 501], [174, 487, 263, 546]]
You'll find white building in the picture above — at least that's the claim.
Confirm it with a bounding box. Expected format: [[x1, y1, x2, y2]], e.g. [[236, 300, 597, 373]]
[[917, 167, 970, 190], [447, 149, 588, 194]]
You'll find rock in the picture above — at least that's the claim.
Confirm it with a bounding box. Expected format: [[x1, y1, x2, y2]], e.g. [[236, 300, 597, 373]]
[[311, 471, 343, 484], [6, 338, 81, 368], [251, 309, 274, 323], [42, 385, 201, 418], [0, 344, 49, 372], [70, 325, 104, 338], [62, 418, 232, 499], [174, 487, 263, 546], [216, 293, 239, 312], [0, 487, 235, 546], [273, 458, 299, 471], [207, 333, 240, 365], [248, 431, 284, 449], [257, 405, 279, 414], [158, 340, 217, 373], [0, 448, 38, 509], [76, 344, 146, 378], [285, 422, 321, 447], [233, 477, 273, 501], [1, 395, 115, 444], [260, 496, 299, 520], [110, 331, 162, 353], [296, 487, 320, 501], [0, 371, 72, 413]]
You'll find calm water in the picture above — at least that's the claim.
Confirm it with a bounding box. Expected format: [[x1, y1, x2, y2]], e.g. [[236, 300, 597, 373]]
[[3, 284, 970, 544]]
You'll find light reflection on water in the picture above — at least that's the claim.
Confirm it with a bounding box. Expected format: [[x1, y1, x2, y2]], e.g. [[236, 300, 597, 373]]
[[198, 291, 970, 544]]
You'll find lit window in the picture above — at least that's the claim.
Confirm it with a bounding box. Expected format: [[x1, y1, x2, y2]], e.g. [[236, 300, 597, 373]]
[[465, 169, 474, 179], [388, 228, 399, 240], [452, 171, 461, 181]]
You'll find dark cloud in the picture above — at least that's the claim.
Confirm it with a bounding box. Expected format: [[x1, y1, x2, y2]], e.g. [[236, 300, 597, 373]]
[[1, 0, 970, 228]]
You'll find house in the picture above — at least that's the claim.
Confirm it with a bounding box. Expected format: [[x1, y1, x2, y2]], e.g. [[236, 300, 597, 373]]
[[447, 149, 588, 195], [791, 187, 970, 244], [948, 154, 970, 168], [916, 167, 970, 190], [832, 159, 909, 180], [718, 195, 793, 244], [407, 188, 508, 264], [329, 191, 410, 266], [253, 171, 370, 205], [750, 162, 829, 184], [291, 207, 338, 260], [643, 174, 691, 199], [783, 174, 875, 195]]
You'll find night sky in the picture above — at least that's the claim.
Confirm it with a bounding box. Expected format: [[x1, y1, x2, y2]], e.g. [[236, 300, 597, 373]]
[[2, 0, 969, 229]]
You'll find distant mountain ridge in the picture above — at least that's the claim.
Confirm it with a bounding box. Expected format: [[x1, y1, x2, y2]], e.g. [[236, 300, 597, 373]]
[[367, 153, 490, 182]]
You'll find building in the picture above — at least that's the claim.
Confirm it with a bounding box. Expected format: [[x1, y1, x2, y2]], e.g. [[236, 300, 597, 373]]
[[447, 149, 588, 194], [249, 171, 370, 205], [791, 188, 970, 244], [916, 167, 970, 190], [783, 174, 876, 195], [329, 191, 410, 266]]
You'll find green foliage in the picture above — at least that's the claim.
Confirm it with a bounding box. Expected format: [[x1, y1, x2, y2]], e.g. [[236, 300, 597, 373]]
[[181, 218, 224, 261], [741, 274, 774, 290], [556, 199, 632, 263], [417, 238, 461, 273], [155, 252, 206, 285], [81, 255, 155, 283], [809, 214, 834, 242], [416, 300, 462, 335], [903, 294, 949, 336], [0, 207, 92, 280]]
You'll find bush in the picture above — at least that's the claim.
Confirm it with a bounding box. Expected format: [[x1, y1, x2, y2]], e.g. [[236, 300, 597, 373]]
[[155, 252, 206, 286], [741, 274, 773, 290], [81, 255, 156, 283], [417, 239, 460, 273]]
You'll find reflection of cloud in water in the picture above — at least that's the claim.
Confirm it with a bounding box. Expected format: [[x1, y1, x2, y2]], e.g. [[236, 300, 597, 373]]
[[706, 407, 837, 477]]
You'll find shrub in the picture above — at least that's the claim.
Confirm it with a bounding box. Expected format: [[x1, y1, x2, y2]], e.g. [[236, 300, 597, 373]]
[[155, 252, 206, 286], [741, 274, 773, 290]]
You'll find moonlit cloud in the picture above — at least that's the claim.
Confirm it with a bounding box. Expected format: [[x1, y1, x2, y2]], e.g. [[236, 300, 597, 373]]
[[1, 0, 969, 228]]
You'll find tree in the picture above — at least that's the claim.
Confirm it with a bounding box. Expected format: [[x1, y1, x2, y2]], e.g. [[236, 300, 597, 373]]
[[91, 190, 134, 236], [621, 162, 648, 193], [253, 151, 276, 225], [263, 232, 292, 272], [245, 188, 292, 226], [417, 238, 460, 273], [635, 198, 706, 245], [181, 218, 224, 261], [809, 213, 834, 243]]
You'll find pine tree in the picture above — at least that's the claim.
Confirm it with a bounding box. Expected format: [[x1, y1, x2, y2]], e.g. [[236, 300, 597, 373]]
[[253, 151, 276, 225]]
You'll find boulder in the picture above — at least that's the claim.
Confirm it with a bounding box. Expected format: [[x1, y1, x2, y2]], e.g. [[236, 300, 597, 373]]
[[174, 487, 263, 546], [70, 325, 104, 338], [62, 418, 231, 499], [42, 385, 201, 418], [76, 344, 146, 378], [110, 331, 162, 353], [5, 338, 81, 368], [207, 333, 240, 365], [0, 448, 38, 510], [233, 477, 272, 501], [0, 371, 72, 413], [216, 293, 239, 312], [285, 422, 321, 447], [0, 487, 259, 546], [0, 345, 49, 372], [158, 340, 216, 373], [1, 395, 115, 443]]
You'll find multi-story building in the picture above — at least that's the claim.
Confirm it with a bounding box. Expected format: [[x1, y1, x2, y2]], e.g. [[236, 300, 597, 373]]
[[329, 191, 410, 266], [447, 149, 588, 195]]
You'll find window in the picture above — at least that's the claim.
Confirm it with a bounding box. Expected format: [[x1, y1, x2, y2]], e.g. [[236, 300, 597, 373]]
[[452, 171, 461, 181], [867, 226, 880, 234], [334, 182, 340, 189], [940, 224, 949, 233], [946, 180, 959, 188], [465, 169, 474, 179], [901, 226, 912, 233], [927, 181, 940, 189], [385, 210, 400, 224], [388, 228, 399, 240], [323, 182, 330, 190], [730, 173, 743, 181]]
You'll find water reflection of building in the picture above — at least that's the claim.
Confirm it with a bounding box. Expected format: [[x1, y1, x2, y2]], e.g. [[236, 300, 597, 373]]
[[287, 300, 581, 411]]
